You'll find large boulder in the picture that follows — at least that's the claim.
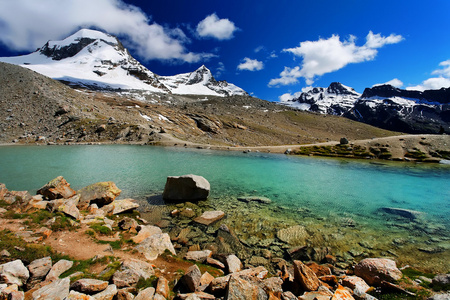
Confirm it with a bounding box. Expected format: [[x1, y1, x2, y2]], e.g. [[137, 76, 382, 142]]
[[163, 175, 210, 202], [37, 176, 76, 200], [354, 258, 402, 286], [70, 278, 109, 294], [32, 277, 70, 300], [27, 257, 52, 288], [45, 259, 74, 282], [77, 182, 121, 210]]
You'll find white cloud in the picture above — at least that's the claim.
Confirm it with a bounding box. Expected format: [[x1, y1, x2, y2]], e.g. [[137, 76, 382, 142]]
[[268, 66, 302, 86], [0, 0, 210, 63], [237, 57, 264, 71], [407, 60, 450, 91], [196, 13, 238, 40], [269, 31, 403, 86], [373, 78, 404, 88], [365, 31, 404, 48], [279, 91, 302, 102]]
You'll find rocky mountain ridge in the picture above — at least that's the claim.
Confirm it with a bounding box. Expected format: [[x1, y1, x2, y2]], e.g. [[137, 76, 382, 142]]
[[282, 82, 450, 134], [0, 29, 246, 97]]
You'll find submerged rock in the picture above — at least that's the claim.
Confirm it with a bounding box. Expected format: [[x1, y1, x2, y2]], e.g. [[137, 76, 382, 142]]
[[277, 225, 310, 245], [163, 174, 210, 202], [380, 207, 423, 220], [237, 196, 271, 204], [194, 210, 225, 225]]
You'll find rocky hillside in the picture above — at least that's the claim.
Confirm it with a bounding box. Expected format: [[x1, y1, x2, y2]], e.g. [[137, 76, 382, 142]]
[[0, 62, 399, 147], [282, 82, 450, 134], [0, 29, 247, 97]]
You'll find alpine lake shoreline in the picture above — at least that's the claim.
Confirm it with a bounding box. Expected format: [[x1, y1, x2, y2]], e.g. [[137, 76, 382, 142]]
[[0, 141, 449, 299]]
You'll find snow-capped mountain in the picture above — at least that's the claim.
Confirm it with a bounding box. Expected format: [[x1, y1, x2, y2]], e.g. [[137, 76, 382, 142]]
[[159, 65, 246, 97], [282, 82, 450, 134], [0, 29, 247, 97], [281, 82, 360, 115]]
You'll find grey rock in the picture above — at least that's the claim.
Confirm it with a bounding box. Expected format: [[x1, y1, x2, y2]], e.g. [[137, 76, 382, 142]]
[[182, 264, 202, 292], [163, 174, 210, 202], [27, 257, 52, 287], [91, 284, 117, 300], [37, 176, 76, 200], [184, 250, 212, 262], [32, 277, 70, 300], [134, 287, 155, 300], [226, 254, 242, 273], [225, 275, 267, 300], [354, 258, 402, 286], [118, 217, 139, 231], [67, 290, 94, 299], [102, 198, 139, 215], [0, 259, 30, 286], [77, 181, 121, 210], [71, 278, 109, 294], [112, 258, 154, 288], [45, 259, 73, 282], [57, 194, 81, 220], [134, 233, 176, 260], [433, 274, 450, 291], [428, 292, 450, 300]]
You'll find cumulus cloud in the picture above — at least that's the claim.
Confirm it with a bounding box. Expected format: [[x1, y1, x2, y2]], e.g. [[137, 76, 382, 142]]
[[196, 13, 238, 40], [269, 31, 403, 86], [0, 0, 210, 63], [268, 66, 302, 86], [407, 60, 450, 91], [373, 78, 404, 88], [237, 57, 264, 71]]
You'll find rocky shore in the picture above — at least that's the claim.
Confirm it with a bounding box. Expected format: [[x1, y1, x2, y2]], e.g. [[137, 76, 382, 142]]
[[0, 176, 449, 299]]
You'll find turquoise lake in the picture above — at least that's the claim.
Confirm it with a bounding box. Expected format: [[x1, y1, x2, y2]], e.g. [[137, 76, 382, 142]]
[[1, 145, 449, 271]]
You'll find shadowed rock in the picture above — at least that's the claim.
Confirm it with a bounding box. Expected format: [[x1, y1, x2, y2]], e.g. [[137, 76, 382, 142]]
[[163, 174, 210, 202], [37, 176, 76, 200]]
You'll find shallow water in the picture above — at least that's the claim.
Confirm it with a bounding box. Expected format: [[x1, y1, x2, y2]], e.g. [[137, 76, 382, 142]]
[[1, 144, 449, 271]]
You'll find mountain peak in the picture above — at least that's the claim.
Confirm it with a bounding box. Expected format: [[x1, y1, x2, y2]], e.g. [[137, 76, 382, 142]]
[[327, 82, 359, 95], [0, 29, 247, 97]]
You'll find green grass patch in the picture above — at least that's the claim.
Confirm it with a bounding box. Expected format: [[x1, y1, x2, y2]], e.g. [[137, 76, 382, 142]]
[[136, 275, 158, 291], [89, 223, 112, 235], [0, 229, 65, 265]]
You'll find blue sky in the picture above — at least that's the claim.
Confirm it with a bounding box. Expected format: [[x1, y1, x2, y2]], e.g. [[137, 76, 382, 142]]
[[0, 0, 449, 101]]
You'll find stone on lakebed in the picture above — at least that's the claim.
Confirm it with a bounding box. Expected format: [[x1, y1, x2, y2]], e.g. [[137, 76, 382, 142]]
[[194, 210, 225, 225]]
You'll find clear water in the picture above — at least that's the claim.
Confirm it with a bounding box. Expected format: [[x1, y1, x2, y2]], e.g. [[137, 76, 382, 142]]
[[1, 145, 449, 271]]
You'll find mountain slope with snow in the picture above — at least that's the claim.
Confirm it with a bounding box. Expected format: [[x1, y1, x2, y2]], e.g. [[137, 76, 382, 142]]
[[282, 82, 450, 134], [0, 29, 247, 97], [281, 82, 361, 115]]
